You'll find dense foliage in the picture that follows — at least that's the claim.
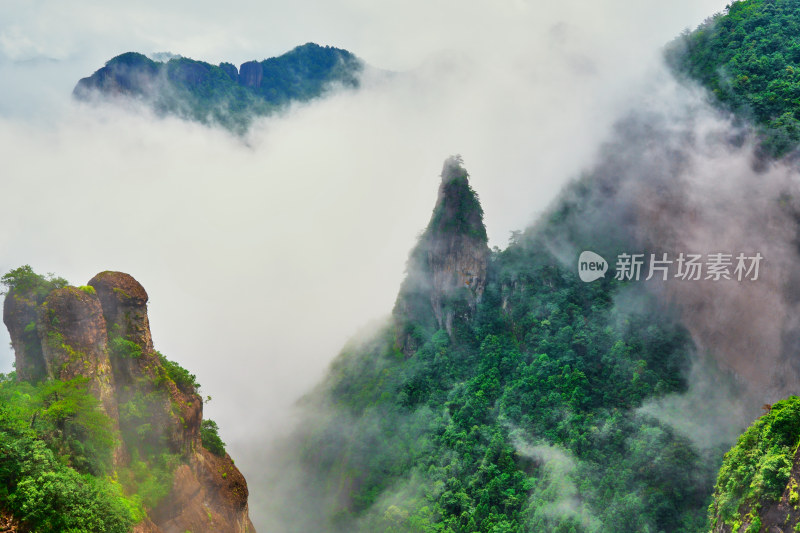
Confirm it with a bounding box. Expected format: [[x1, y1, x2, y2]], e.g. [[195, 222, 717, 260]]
[[75, 43, 363, 133], [709, 397, 800, 531], [156, 350, 200, 393], [0, 374, 137, 531], [429, 158, 487, 241], [294, 222, 721, 532], [1, 265, 67, 301], [666, 0, 800, 156]]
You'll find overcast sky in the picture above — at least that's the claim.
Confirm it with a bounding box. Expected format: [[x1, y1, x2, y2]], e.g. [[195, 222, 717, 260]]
[[0, 0, 729, 525]]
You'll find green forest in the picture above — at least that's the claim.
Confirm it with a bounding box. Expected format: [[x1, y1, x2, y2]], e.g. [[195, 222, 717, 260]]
[[286, 162, 720, 532], [667, 0, 800, 157], [282, 3, 800, 528]]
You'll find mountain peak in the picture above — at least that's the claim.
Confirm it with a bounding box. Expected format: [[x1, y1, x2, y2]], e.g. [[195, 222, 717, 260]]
[[430, 154, 488, 242], [394, 157, 490, 352], [441, 154, 468, 182]]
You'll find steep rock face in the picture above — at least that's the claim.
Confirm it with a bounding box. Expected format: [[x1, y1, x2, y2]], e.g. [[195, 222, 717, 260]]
[[89, 272, 201, 456], [89, 271, 253, 532], [152, 448, 252, 533], [238, 61, 263, 88], [90, 271, 152, 346], [394, 156, 489, 351], [37, 287, 119, 421], [427, 162, 490, 329], [3, 271, 256, 533], [3, 288, 47, 382]]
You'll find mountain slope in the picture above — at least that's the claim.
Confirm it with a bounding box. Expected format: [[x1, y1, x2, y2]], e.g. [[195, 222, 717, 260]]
[[263, 157, 718, 532], [666, 0, 800, 157], [666, 2, 800, 531], [260, 3, 800, 530], [73, 43, 363, 132], [0, 267, 254, 532]]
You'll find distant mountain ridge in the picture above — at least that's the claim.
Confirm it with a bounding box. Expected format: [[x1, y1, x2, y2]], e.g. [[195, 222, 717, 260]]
[[74, 43, 363, 132]]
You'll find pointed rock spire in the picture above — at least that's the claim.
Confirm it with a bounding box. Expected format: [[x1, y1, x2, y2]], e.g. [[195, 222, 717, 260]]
[[394, 156, 490, 353]]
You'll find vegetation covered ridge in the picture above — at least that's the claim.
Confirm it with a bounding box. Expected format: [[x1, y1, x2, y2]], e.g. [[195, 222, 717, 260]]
[[277, 158, 718, 532], [74, 42, 364, 133], [666, 0, 800, 157]]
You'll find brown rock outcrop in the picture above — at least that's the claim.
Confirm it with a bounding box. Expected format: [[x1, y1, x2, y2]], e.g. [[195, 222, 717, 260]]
[[90, 271, 153, 352], [37, 286, 118, 421], [238, 61, 263, 88], [152, 448, 254, 533], [3, 271, 256, 533], [3, 287, 47, 383]]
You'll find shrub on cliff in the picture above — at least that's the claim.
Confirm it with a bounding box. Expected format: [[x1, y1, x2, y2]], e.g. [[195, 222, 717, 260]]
[[709, 396, 800, 530], [0, 265, 67, 301]]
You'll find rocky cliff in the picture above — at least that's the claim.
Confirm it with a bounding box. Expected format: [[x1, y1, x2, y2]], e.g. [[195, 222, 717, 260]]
[[393, 156, 489, 352], [2, 270, 255, 533]]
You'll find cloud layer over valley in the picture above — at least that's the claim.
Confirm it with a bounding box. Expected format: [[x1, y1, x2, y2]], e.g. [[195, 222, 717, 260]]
[[0, 0, 732, 527]]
